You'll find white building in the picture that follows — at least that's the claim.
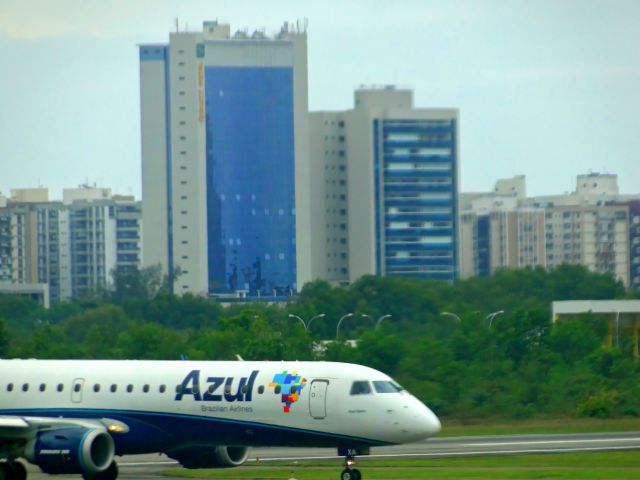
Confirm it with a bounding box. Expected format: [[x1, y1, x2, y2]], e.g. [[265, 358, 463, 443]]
[[1, 188, 142, 303], [460, 173, 640, 288], [140, 20, 311, 296], [310, 86, 460, 283]]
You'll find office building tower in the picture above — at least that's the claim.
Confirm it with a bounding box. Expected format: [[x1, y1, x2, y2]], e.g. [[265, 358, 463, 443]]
[[310, 87, 460, 283], [139, 21, 311, 296]]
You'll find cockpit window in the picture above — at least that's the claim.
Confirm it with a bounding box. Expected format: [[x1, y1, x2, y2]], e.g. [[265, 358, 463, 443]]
[[373, 381, 403, 393], [350, 381, 372, 395]]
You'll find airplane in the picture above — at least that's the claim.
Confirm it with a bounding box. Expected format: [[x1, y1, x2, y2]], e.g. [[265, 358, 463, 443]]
[[0, 359, 441, 480]]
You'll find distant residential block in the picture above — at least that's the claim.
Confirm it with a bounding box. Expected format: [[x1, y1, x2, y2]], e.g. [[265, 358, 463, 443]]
[[460, 173, 640, 288], [0, 187, 141, 303]]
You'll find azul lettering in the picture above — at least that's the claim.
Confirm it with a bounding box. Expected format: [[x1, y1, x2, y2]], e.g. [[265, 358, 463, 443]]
[[175, 370, 258, 402]]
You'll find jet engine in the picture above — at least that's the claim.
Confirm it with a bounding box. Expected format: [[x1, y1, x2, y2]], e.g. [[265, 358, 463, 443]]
[[24, 427, 115, 475], [168, 445, 250, 468]]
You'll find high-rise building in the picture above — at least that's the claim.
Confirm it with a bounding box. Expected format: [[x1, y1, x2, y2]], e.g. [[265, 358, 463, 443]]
[[139, 21, 311, 296], [2, 187, 142, 303], [460, 174, 640, 288], [460, 208, 546, 278], [310, 87, 460, 283]]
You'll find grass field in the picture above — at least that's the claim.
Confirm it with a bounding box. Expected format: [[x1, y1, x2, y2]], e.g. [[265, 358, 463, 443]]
[[161, 451, 640, 479], [440, 417, 640, 437]]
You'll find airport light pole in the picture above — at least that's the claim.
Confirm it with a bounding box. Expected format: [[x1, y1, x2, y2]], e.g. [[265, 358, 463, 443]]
[[288, 313, 326, 332], [336, 313, 354, 339], [486, 310, 504, 328], [375, 314, 392, 330], [306, 313, 326, 333], [360, 314, 392, 330], [441, 312, 462, 323], [288, 314, 307, 330]]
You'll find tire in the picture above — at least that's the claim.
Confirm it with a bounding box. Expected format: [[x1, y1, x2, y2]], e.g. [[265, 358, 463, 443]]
[[340, 468, 354, 480], [352, 468, 362, 480]]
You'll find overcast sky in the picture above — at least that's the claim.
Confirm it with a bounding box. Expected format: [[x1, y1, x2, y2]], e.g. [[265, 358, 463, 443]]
[[1, 0, 638, 200]]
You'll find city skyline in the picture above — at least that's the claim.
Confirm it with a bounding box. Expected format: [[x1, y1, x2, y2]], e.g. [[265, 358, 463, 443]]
[[1, 0, 639, 199]]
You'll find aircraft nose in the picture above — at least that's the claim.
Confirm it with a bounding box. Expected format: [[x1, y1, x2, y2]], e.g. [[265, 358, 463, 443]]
[[420, 405, 441, 437]]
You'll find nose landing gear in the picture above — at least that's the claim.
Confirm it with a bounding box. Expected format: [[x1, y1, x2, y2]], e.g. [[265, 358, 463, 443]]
[[337, 446, 369, 480], [340, 456, 361, 480]]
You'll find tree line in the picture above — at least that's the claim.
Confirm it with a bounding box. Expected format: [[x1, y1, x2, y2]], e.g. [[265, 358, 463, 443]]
[[1, 264, 639, 420]]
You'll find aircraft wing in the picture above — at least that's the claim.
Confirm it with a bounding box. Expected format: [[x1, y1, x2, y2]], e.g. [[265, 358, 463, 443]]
[[0, 415, 129, 440]]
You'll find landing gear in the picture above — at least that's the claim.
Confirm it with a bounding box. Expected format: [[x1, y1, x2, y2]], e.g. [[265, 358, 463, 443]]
[[0, 461, 27, 480], [340, 456, 362, 480]]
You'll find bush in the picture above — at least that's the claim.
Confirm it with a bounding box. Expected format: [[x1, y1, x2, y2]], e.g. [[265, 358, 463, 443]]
[[577, 389, 620, 418]]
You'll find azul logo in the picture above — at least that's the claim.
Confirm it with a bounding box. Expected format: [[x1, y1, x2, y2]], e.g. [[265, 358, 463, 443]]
[[175, 370, 258, 402], [269, 371, 307, 413]]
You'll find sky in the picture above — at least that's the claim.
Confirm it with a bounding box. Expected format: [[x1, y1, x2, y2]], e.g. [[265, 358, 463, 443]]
[[0, 0, 639, 200]]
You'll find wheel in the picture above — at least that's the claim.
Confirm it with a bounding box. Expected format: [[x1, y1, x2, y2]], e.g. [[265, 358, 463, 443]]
[[351, 468, 362, 480], [340, 468, 354, 480], [0, 463, 8, 480], [9, 462, 26, 480]]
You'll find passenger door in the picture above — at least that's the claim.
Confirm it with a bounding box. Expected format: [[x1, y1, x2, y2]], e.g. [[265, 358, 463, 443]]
[[309, 379, 329, 419], [71, 378, 84, 403]]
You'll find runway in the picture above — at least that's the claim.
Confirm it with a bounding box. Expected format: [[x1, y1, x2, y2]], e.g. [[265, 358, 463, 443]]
[[26, 431, 640, 479]]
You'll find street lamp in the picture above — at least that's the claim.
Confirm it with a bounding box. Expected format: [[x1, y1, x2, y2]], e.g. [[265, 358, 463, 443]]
[[375, 314, 392, 330], [288, 313, 326, 332], [486, 310, 504, 328], [307, 313, 326, 332], [441, 312, 462, 323], [336, 313, 354, 339], [288, 314, 307, 330], [362, 313, 393, 330]]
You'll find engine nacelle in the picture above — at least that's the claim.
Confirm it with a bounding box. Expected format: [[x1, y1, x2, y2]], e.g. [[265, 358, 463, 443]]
[[24, 427, 115, 475], [168, 445, 250, 469]]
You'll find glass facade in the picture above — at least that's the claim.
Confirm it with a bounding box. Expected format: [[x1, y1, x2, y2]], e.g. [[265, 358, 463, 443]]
[[205, 66, 296, 295], [375, 118, 458, 281]]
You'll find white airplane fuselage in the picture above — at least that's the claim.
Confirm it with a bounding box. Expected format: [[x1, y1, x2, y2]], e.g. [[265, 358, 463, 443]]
[[0, 359, 440, 479]]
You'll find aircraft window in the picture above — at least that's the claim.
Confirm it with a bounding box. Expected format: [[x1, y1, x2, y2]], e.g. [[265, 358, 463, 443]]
[[143, 384, 150, 393], [290, 386, 297, 394], [6, 383, 13, 392], [110, 384, 117, 393], [224, 384, 231, 394], [241, 385, 248, 394], [274, 385, 281, 394], [74, 383, 81, 393], [94, 384, 101, 393], [372, 381, 403, 393], [350, 381, 372, 395], [159, 385, 166, 393], [57, 383, 64, 392], [208, 385, 216, 394], [258, 386, 264, 394], [39, 384, 46, 392], [22, 384, 29, 392], [175, 385, 182, 394], [126, 384, 133, 393]]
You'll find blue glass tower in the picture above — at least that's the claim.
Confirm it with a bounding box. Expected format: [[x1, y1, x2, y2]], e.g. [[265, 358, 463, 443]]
[[205, 67, 296, 294], [373, 117, 458, 281]]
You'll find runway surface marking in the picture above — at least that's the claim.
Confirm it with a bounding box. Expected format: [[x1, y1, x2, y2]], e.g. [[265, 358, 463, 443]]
[[464, 437, 640, 447]]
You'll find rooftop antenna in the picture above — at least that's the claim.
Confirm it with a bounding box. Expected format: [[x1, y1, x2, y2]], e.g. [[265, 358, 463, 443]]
[[175, 17, 179, 33]]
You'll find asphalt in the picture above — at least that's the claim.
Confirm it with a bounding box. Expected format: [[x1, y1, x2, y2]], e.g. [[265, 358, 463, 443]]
[[25, 430, 640, 479]]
